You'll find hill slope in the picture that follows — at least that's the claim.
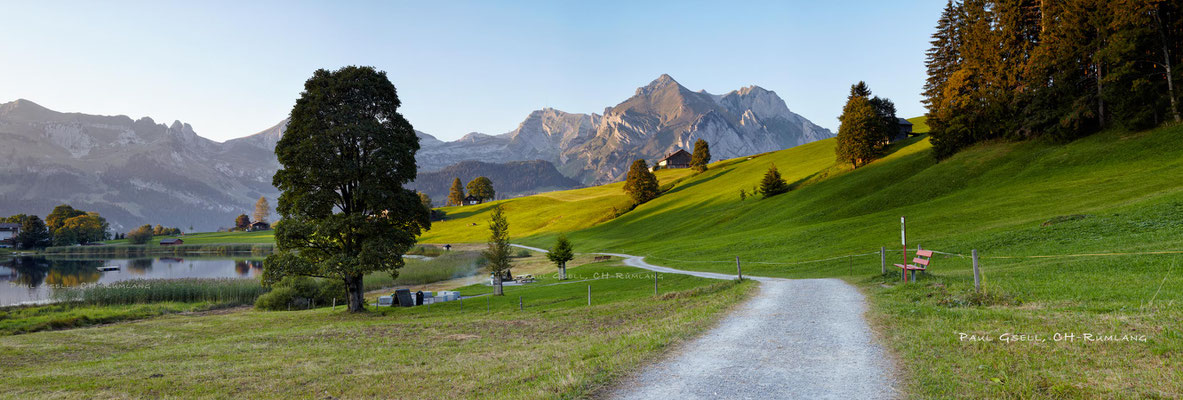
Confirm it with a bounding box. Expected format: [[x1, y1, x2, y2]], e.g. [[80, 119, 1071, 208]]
[[407, 160, 580, 203]]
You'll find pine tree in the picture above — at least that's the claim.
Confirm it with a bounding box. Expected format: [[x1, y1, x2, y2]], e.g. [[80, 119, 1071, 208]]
[[836, 95, 883, 167], [923, 0, 964, 113], [759, 164, 789, 198], [447, 177, 465, 206], [690, 139, 711, 173], [253, 196, 271, 223], [623, 159, 660, 205]]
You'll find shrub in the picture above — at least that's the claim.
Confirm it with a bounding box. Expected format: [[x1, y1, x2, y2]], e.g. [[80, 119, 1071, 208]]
[[254, 276, 347, 311], [126, 225, 154, 245], [513, 248, 532, 258]]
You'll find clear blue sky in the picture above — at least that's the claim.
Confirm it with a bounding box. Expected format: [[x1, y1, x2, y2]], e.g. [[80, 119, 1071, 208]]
[[1, 1, 942, 142]]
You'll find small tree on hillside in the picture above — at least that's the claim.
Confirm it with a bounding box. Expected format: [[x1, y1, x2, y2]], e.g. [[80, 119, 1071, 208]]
[[417, 192, 433, 211], [623, 159, 660, 205], [235, 214, 251, 231], [690, 139, 711, 173], [836, 81, 897, 168], [127, 225, 154, 245], [759, 163, 789, 198], [547, 234, 575, 280], [483, 205, 512, 295], [448, 177, 465, 206], [466, 176, 495, 201], [253, 196, 271, 224]]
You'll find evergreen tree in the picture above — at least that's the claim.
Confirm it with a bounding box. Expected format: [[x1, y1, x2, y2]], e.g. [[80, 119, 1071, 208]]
[[837, 95, 885, 167], [483, 205, 512, 295], [447, 177, 465, 206], [690, 139, 711, 172], [546, 234, 575, 280], [14, 215, 50, 249], [759, 163, 789, 198], [923, 0, 964, 113], [623, 159, 660, 205]]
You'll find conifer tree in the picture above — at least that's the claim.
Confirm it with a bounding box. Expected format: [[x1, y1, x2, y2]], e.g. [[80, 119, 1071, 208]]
[[690, 139, 711, 173], [759, 163, 789, 198], [447, 177, 465, 206], [623, 159, 660, 205]]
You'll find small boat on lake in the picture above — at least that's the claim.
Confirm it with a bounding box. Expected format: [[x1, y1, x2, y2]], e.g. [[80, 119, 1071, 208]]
[[97, 265, 120, 272]]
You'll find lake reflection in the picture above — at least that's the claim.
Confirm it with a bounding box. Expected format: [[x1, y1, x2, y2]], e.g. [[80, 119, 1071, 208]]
[[0, 256, 263, 306]]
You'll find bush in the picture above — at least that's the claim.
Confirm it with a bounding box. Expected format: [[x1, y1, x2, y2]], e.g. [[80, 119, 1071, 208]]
[[513, 248, 532, 258], [254, 276, 347, 311], [126, 225, 154, 245]]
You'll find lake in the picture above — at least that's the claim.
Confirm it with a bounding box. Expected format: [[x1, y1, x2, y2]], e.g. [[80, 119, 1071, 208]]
[[0, 256, 263, 306]]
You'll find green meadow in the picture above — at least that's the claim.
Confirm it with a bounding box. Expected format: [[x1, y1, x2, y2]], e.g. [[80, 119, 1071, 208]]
[[0, 261, 753, 399]]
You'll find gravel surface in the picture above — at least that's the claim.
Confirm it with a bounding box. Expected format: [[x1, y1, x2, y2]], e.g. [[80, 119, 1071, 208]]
[[512, 245, 899, 399]]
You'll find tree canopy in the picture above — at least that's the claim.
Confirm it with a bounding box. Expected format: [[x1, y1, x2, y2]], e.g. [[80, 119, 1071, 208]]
[[836, 82, 898, 168], [547, 234, 575, 280], [13, 215, 50, 249], [264, 66, 429, 312], [924, 0, 1182, 159], [466, 176, 495, 201], [623, 159, 660, 205]]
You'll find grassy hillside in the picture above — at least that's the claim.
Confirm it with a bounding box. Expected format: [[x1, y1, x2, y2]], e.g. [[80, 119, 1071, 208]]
[[419, 123, 1183, 397]]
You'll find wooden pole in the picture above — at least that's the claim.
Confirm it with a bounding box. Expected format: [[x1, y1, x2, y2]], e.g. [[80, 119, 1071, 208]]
[[654, 272, 658, 295], [972, 249, 981, 293], [736, 256, 742, 280], [519, 296, 523, 311], [587, 285, 591, 306], [880, 247, 886, 275], [901, 216, 908, 282]]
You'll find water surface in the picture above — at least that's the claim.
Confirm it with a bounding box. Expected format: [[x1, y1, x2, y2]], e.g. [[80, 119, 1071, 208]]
[[0, 256, 263, 306]]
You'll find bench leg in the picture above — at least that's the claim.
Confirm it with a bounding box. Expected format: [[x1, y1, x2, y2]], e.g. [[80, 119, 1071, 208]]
[[911, 270, 917, 282]]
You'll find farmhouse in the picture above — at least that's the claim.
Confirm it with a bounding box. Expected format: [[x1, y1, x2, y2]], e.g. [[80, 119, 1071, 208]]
[[160, 238, 184, 246], [463, 195, 482, 206], [250, 221, 271, 231], [654, 149, 692, 170], [890, 118, 913, 143], [0, 223, 18, 248]]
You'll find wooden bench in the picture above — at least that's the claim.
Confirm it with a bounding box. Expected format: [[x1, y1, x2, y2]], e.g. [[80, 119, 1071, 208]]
[[593, 255, 611, 262], [894, 248, 933, 282]]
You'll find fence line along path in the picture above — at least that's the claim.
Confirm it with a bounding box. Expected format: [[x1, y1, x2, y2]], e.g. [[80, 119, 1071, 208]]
[[510, 244, 899, 399]]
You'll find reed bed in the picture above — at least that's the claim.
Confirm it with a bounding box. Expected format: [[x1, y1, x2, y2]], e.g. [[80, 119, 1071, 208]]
[[51, 278, 267, 306], [43, 244, 276, 257], [363, 251, 485, 291]]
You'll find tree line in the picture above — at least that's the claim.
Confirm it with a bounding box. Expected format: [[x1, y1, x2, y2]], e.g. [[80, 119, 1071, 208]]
[[924, 0, 1181, 159], [3, 205, 110, 248]]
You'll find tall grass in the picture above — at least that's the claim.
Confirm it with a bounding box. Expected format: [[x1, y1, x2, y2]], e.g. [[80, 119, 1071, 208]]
[[44, 243, 275, 257], [363, 251, 486, 291], [51, 278, 267, 306]]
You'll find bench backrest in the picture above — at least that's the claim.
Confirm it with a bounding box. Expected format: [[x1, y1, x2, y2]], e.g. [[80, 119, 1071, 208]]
[[913, 249, 934, 267]]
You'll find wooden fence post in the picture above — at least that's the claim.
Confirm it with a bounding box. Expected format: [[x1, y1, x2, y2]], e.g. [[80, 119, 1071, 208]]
[[587, 285, 591, 306], [972, 249, 981, 293], [736, 256, 742, 280], [519, 296, 523, 311], [654, 272, 658, 295], [880, 247, 886, 274]]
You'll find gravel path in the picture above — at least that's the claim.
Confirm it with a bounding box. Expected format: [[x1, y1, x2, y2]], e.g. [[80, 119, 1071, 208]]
[[512, 245, 899, 399]]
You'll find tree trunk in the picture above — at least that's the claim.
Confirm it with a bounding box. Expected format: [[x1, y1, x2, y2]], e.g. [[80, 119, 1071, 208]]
[[1096, 60, 1105, 127], [493, 274, 504, 296], [560, 263, 567, 280], [345, 274, 365, 312], [1155, 8, 1181, 123]]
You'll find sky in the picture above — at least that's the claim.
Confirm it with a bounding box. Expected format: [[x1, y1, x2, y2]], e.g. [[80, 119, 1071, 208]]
[[1, 1, 943, 142]]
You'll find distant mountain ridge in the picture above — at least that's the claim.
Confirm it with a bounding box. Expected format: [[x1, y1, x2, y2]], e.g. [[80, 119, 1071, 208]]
[[0, 74, 831, 230], [413, 74, 833, 183], [407, 160, 580, 205]]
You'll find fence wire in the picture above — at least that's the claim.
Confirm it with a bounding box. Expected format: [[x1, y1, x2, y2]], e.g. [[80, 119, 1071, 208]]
[[645, 249, 1183, 267]]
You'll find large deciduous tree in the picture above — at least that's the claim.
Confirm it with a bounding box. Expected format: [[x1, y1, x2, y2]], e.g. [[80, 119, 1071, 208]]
[[447, 178, 465, 206], [547, 234, 575, 280], [466, 176, 495, 201], [126, 225, 154, 245], [235, 214, 251, 231], [483, 205, 512, 295], [264, 66, 430, 313], [690, 139, 711, 173], [623, 159, 660, 205]]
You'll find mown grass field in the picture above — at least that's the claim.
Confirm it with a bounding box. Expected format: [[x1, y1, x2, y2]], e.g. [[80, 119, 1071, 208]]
[[0, 262, 754, 399], [415, 123, 1183, 397]]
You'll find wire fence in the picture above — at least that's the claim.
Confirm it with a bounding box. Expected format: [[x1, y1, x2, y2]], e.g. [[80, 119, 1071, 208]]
[[646, 248, 1183, 269]]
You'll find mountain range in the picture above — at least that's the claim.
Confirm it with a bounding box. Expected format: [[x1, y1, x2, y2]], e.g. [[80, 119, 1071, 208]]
[[0, 74, 832, 231]]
